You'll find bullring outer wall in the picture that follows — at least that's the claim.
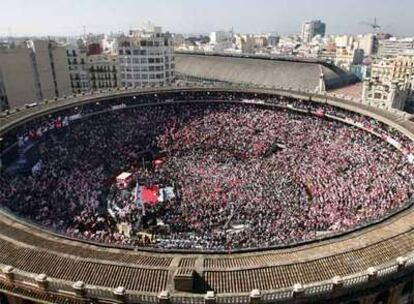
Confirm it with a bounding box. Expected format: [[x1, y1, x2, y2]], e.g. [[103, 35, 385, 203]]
[[0, 85, 413, 304]]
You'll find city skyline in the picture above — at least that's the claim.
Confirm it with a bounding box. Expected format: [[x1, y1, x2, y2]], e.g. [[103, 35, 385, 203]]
[[0, 0, 413, 37]]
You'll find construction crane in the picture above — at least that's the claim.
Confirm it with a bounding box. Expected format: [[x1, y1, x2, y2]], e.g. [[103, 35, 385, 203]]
[[360, 17, 382, 32]]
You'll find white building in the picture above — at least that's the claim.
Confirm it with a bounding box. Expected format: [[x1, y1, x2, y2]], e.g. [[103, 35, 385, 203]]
[[210, 31, 233, 45], [117, 25, 175, 87], [358, 34, 376, 56], [362, 55, 414, 111], [362, 78, 408, 111], [378, 37, 414, 57], [335, 35, 354, 48]]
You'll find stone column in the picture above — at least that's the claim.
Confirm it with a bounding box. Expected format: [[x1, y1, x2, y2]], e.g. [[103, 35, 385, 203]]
[[2, 266, 14, 284], [35, 273, 48, 291], [367, 267, 378, 282], [332, 276, 344, 295], [293, 283, 305, 298], [204, 291, 216, 304], [113, 286, 126, 303], [158, 290, 170, 304], [72, 281, 86, 298], [250, 289, 261, 304]]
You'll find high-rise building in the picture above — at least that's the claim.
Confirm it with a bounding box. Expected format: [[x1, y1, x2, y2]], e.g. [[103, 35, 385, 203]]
[[117, 25, 175, 87], [0, 40, 71, 109], [358, 34, 377, 56], [30, 40, 72, 101], [301, 20, 326, 43]]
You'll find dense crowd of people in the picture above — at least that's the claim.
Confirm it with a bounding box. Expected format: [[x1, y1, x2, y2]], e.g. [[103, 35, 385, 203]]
[[0, 99, 413, 250]]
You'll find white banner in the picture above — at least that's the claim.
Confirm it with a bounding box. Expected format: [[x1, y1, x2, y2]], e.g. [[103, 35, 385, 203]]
[[386, 137, 402, 150], [69, 114, 82, 121], [112, 104, 127, 111]]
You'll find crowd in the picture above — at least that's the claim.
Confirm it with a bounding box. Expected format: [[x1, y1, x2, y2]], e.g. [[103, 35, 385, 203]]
[[0, 100, 413, 250]]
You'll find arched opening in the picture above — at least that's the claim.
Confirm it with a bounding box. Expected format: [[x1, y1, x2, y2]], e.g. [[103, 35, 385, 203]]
[[374, 290, 390, 304]]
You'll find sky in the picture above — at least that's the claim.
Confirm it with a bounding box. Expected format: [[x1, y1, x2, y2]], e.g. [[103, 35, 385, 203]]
[[0, 0, 413, 37]]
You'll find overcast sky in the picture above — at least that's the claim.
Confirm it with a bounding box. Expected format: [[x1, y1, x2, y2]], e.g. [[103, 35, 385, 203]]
[[0, 0, 413, 37]]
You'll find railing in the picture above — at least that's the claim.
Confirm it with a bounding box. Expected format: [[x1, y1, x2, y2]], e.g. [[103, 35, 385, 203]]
[[1, 251, 413, 303]]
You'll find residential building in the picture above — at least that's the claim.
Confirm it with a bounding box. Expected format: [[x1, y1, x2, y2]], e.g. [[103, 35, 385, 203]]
[[30, 40, 72, 100], [117, 25, 175, 87], [334, 47, 364, 71], [67, 47, 90, 92], [335, 35, 354, 48], [67, 48, 119, 92], [234, 34, 256, 54], [358, 34, 377, 56], [371, 55, 414, 84], [0, 40, 71, 109], [362, 78, 408, 110], [88, 54, 118, 90], [210, 31, 233, 45], [363, 55, 414, 110], [373, 55, 414, 105], [378, 37, 414, 57]]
